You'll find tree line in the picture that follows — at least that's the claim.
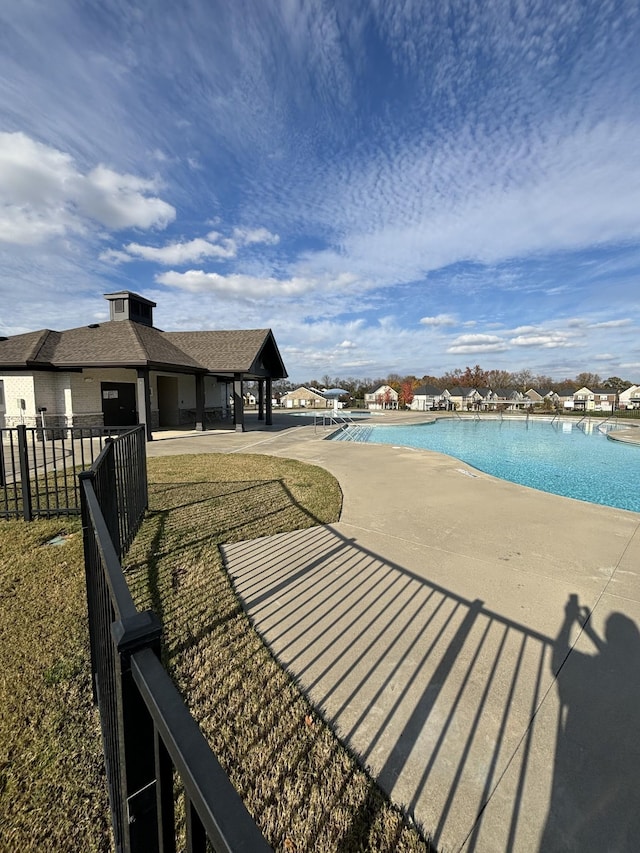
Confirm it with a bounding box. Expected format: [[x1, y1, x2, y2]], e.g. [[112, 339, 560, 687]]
[[268, 367, 635, 406]]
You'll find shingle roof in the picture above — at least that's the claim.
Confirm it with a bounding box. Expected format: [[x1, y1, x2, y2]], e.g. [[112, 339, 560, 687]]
[[0, 321, 287, 378], [0, 329, 52, 365], [166, 329, 286, 377], [449, 386, 476, 396], [414, 384, 442, 395]]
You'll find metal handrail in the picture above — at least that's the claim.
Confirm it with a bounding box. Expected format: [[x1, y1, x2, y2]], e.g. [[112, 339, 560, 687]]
[[80, 430, 270, 852], [132, 649, 270, 852]]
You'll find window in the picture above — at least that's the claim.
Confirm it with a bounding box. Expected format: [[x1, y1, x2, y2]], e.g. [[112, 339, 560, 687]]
[[114, 298, 125, 313], [0, 380, 4, 407], [131, 301, 150, 318]]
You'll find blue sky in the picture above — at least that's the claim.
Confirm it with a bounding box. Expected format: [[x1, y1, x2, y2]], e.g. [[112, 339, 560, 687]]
[[1, 0, 639, 383]]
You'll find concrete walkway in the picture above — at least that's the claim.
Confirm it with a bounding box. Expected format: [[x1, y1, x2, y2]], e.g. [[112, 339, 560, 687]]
[[147, 413, 640, 852]]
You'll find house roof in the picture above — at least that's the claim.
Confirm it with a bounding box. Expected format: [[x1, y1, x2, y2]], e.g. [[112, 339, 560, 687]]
[[0, 321, 287, 378], [493, 388, 522, 399], [166, 329, 286, 378], [0, 329, 53, 364], [281, 386, 326, 399], [448, 386, 477, 396], [413, 384, 442, 396], [366, 385, 398, 395]]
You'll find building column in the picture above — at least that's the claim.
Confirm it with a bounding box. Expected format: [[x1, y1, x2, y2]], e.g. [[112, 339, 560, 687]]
[[258, 381, 265, 421], [266, 378, 273, 426], [195, 374, 205, 431], [136, 368, 153, 441], [233, 375, 245, 432]]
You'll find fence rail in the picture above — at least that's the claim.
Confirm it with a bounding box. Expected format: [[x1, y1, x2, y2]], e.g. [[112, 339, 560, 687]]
[[0, 424, 130, 521], [80, 428, 270, 853]]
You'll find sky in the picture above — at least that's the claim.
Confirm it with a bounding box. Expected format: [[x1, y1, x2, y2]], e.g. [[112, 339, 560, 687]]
[[1, 0, 639, 384]]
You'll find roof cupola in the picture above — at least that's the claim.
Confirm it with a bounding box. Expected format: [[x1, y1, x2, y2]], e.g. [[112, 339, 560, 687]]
[[104, 291, 156, 327]]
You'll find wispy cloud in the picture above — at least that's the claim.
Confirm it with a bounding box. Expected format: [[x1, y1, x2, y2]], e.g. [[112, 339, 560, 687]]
[[0, 1, 639, 380]]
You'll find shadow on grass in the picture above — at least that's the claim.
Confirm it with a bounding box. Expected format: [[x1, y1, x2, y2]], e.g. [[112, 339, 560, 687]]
[[122, 463, 430, 853]]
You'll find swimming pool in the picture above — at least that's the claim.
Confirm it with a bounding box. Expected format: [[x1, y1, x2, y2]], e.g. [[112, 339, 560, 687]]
[[332, 418, 640, 513]]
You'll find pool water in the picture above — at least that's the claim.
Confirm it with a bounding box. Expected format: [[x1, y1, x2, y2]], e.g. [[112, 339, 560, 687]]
[[333, 418, 640, 513]]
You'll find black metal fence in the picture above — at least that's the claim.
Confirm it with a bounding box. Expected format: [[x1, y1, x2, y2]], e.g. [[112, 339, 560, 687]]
[[0, 424, 128, 521], [80, 429, 270, 853]]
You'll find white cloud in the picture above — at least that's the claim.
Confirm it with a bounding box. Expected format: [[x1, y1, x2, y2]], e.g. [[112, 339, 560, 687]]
[[76, 165, 175, 230], [119, 235, 236, 265], [101, 227, 280, 266], [157, 269, 315, 298], [233, 227, 280, 246], [420, 314, 456, 327], [510, 334, 575, 349], [156, 268, 361, 301], [446, 334, 508, 354], [0, 132, 175, 245]]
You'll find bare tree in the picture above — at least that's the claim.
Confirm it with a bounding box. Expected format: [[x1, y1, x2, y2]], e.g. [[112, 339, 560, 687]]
[[575, 372, 602, 388]]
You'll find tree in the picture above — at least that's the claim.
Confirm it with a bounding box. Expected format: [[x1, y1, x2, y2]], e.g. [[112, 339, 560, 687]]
[[272, 379, 295, 395], [530, 374, 555, 391], [461, 364, 487, 387], [603, 376, 631, 391], [386, 373, 403, 393], [575, 372, 602, 389], [485, 369, 512, 389], [511, 369, 534, 392], [399, 379, 414, 408], [440, 368, 463, 387], [420, 374, 441, 387], [603, 377, 631, 412]]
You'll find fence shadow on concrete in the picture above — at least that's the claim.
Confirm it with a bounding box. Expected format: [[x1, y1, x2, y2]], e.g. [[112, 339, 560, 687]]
[[223, 525, 640, 852]]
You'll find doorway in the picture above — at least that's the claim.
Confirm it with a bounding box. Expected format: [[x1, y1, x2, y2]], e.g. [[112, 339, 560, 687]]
[[101, 382, 137, 427], [157, 376, 179, 427]]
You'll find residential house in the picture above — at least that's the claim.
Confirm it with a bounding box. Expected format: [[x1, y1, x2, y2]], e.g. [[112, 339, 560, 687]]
[[365, 385, 399, 410], [475, 388, 495, 410], [446, 387, 482, 411], [619, 385, 640, 410], [590, 389, 618, 412], [0, 291, 287, 438], [279, 387, 330, 408], [409, 384, 448, 411], [492, 388, 527, 409], [524, 388, 558, 408], [569, 387, 616, 413], [550, 386, 578, 410]]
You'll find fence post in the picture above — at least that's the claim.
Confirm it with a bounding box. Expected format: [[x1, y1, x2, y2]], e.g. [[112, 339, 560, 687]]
[[0, 432, 4, 487], [93, 438, 123, 558], [17, 424, 32, 522], [112, 611, 163, 853], [78, 469, 101, 703]]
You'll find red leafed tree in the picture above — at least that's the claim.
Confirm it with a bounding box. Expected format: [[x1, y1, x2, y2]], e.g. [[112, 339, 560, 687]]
[[400, 380, 414, 408]]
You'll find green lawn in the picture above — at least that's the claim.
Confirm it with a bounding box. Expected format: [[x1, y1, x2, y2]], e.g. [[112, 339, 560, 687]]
[[0, 517, 110, 852], [1, 453, 433, 852]]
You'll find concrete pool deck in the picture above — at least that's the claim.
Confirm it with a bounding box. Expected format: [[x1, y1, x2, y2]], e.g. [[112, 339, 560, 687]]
[[147, 412, 640, 852]]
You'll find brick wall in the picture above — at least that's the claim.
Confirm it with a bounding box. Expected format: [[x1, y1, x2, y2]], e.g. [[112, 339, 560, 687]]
[[0, 373, 36, 426]]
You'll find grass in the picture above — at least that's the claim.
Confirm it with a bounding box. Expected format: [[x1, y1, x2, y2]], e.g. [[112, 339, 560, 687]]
[[0, 518, 111, 852], [124, 453, 433, 853], [1, 452, 433, 852]]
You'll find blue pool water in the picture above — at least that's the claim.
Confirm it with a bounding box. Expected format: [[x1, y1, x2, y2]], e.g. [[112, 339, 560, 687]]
[[333, 418, 640, 513]]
